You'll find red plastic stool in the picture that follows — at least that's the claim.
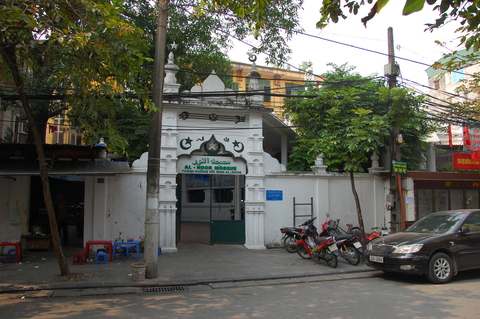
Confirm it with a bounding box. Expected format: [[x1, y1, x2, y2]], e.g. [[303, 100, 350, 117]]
[[73, 253, 87, 265]]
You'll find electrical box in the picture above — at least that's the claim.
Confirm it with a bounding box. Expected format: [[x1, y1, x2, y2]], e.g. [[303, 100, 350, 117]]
[[384, 63, 400, 76]]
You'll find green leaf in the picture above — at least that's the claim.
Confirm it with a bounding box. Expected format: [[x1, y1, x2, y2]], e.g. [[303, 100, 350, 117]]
[[377, 0, 391, 12], [403, 0, 426, 15]]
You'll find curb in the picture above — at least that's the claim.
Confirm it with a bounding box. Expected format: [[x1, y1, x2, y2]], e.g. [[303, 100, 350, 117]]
[[0, 267, 377, 295]]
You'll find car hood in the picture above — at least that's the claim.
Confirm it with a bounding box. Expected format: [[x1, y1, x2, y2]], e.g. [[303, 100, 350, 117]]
[[371, 232, 439, 246]]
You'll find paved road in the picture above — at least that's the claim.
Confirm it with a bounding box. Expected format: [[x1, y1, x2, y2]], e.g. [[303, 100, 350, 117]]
[[1, 269, 479, 318]]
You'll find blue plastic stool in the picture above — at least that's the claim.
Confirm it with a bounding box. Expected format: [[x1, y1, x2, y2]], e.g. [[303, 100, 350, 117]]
[[158, 246, 162, 256], [95, 252, 107, 264], [7, 248, 16, 260], [120, 246, 132, 257]]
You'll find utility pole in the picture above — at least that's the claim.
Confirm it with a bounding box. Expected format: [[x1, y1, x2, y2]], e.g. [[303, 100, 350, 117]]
[[385, 27, 404, 232], [387, 27, 397, 90], [145, 0, 169, 279]]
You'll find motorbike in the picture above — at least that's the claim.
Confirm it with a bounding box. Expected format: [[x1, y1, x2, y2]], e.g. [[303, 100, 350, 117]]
[[280, 217, 318, 253], [296, 218, 338, 268], [365, 226, 391, 242], [280, 226, 303, 253], [320, 219, 363, 266]]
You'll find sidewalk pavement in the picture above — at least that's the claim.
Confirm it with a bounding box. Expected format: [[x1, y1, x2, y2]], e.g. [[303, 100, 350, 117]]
[[0, 244, 378, 296]]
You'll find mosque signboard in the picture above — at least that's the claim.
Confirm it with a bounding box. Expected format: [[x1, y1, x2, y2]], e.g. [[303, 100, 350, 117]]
[[178, 156, 246, 175]]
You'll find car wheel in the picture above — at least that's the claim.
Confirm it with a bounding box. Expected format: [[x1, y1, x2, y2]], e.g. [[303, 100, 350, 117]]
[[427, 253, 453, 284]]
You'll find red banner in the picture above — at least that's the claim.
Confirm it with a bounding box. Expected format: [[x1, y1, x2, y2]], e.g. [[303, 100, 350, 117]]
[[448, 124, 452, 147], [453, 153, 480, 170], [464, 124, 480, 151]]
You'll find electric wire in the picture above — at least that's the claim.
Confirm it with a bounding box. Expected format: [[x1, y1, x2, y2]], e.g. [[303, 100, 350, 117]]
[[2, 2, 479, 133]]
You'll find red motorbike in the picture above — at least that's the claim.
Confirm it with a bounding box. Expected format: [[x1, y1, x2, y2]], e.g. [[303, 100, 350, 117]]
[[296, 219, 338, 268], [319, 219, 363, 266], [365, 227, 391, 242]]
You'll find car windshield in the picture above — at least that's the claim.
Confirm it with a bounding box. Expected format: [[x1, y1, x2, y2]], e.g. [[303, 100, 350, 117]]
[[405, 213, 466, 234]]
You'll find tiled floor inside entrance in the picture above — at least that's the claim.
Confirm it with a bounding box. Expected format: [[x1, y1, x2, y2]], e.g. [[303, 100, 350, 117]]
[[179, 222, 210, 245]]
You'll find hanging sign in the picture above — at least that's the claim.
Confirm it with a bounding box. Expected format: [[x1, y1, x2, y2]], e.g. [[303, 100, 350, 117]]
[[392, 161, 407, 174], [178, 156, 246, 175]]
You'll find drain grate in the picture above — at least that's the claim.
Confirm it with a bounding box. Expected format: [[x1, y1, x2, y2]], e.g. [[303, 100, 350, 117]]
[[142, 286, 187, 293]]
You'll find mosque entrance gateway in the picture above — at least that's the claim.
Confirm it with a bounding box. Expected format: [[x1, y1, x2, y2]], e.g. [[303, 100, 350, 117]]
[[176, 134, 247, 245], [177, 173, 245, 245]]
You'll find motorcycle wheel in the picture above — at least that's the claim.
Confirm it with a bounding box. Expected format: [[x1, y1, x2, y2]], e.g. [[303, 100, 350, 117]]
[[297, 244, 311, 259], [344, 245, 361, 266], [283, 236, 298, 253], [323, 249, 338, 268]]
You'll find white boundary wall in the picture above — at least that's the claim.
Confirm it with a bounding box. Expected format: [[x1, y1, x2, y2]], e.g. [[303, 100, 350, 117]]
[[0, 153, 390, 249], [263, 170, 389, 248]]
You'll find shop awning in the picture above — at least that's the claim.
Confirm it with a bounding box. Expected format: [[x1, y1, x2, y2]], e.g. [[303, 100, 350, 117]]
[[0, 159, 131, 176]]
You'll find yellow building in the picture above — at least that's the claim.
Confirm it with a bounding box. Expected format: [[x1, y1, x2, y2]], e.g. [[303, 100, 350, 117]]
[[46, 111, 83, 145], [231, 61, 322, 122]]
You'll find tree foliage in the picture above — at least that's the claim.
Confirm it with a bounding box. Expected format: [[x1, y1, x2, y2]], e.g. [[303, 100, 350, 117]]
[[0, 0, 150, 276], [125, 0, 303, 88], [198, 0, 272, 33], [318, 0, 480, 51], [2, 0, 303, 159], [284, 63, 433, 236], [106, 0, 304, 159], [1, 0, 151, 149], [285, 64, 433, 171]]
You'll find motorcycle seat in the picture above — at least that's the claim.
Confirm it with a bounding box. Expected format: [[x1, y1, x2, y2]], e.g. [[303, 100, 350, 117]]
[[334, 234, 354, 241]]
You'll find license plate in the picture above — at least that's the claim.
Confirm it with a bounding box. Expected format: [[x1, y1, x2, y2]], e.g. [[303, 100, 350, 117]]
[[328, 244, 338, 252], [369, 255, 384, 263], [353, 241, 362, 249]]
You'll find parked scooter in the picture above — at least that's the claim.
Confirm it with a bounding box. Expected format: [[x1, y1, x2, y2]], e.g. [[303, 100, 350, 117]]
[[365, 226, 391, 242], [320, 219, 363, 266], [332, 235, 362, 265], [296, 219, 338, 268], [280, 226, 303, 253], [280, 217, 318, 253]]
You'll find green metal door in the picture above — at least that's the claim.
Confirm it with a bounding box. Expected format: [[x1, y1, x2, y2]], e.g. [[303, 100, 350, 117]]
[[210, 175, 245, 244], [210, 220, 245, 244]]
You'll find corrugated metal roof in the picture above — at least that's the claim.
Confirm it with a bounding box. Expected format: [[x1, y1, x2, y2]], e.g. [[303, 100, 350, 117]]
[[0, 159, 131, 176]]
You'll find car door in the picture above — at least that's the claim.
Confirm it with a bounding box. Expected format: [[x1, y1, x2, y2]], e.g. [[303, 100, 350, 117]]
[[455, 212, 480, 270]]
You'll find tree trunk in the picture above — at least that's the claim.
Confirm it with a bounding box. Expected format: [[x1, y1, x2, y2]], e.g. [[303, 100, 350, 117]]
[[349, 171, 366, 245], [26, 109, 49, 144], [1, 45, 71, 277]]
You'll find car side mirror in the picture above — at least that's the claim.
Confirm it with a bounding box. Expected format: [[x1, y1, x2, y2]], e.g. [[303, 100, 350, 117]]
[[458, 226, 470, 235]]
